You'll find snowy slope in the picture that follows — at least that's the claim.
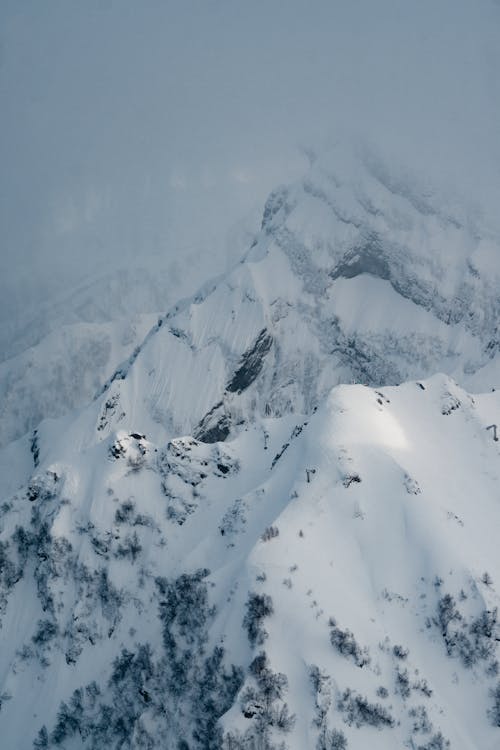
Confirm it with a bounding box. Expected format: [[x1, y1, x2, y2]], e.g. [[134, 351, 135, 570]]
[[77, 147, 500, 453], [1, 375, 500, 748], [2, 148, 499, 452], [0, 315, 157, 448], [0, 265, 178, 448], [0, 267, 179, 363], [1, 148, 500, 749]]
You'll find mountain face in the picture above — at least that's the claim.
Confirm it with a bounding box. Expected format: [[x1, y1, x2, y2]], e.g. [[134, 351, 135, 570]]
[[2, 376, 500, 749], [84, 147, 500, 449], [0, 266, 178, 449], [0, 314, 161, 450], [2, 149, 498, 451], [1, 150, 500, 749]]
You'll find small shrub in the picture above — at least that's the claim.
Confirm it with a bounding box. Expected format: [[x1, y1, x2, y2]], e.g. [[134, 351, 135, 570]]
[[33, 727, 49, 749], [436, 593, 498, 669], [243, 593, 274, 647], [395, 667, 411, 699], [32, 619, 58, 646], [115, 532, 142, 562], [115, 500, 135, 524], [329, 619, 370, 667], [310, 665, 331, 728], [489, 682, 500, 727], [409, 705, 432, 734], [338, 689, 395, 729], [413, 676, 433, 698], [393, 644, 409, 660], [317, 727, 348, 750], [261, 526, 279, 542], [437, 594, 461, 635], [416, 732, 450, 750], [239, 652, 295, 743], [482, 571, 493, 587]]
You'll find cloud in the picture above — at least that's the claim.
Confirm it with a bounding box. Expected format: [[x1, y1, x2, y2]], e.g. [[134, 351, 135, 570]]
[[0, 0, 499, 328]]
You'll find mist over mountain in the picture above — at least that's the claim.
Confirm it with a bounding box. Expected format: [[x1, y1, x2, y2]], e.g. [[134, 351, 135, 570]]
[[2, 0, 500, 330], [1, 3, 500, 749]]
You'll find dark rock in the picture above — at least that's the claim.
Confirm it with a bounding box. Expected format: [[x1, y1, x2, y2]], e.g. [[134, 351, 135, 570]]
[[226, 329, 273, 395]]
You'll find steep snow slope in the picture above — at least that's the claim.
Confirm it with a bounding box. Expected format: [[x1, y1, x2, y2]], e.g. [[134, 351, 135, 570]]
[[83, 148, 500, 450], [2, 149, 499, 451], [1, 148, 500, 749], [0, 375, 500, 749], [0, 267, 178, 363], [0, 213, 259, 448], [0, 265, 177, 448], [0, 315, 157, 448]]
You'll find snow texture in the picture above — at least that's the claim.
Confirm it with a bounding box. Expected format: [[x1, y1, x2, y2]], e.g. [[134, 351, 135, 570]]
[[1, 149, 500, 748]]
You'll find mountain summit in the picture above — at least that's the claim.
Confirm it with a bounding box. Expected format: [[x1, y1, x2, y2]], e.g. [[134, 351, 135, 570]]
[[95, 147, 500, 447]]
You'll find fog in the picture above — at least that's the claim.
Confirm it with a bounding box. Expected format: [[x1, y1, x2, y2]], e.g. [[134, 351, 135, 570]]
[[1, 0, 499, 338]]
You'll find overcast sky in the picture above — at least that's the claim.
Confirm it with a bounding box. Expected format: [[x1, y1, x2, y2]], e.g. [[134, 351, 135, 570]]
[[1, 0, 499, 326]]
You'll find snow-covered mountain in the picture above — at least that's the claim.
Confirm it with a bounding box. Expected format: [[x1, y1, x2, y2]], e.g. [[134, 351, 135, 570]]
[[85, 147, 500, 449], [1, 375, 500, 749], [1, 149, 500, 749], [0, 314, 162, 450], [0, 267, 177, 448], [0, 216, 258, 450], [2, 148, 499, 451]]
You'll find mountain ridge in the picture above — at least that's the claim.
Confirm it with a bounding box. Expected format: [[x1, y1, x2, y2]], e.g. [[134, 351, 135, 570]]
[[1, 374, 500, 748], [1, 148, 500, 748]]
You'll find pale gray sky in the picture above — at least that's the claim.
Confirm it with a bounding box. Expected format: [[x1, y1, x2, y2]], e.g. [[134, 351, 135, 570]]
[[1, 0, 499, 327]]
